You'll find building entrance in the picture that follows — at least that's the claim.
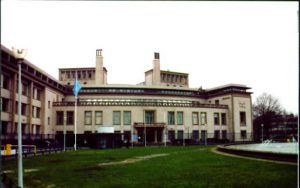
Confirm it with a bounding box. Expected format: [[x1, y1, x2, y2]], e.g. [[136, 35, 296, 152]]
[[134, 123, 166, 144]]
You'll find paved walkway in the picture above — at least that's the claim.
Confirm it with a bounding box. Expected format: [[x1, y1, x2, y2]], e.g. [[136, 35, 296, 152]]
[[211, 147, 297, 166]]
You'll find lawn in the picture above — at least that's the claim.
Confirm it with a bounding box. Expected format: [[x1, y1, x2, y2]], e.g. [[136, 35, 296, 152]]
[[2, 146, 298, 188]]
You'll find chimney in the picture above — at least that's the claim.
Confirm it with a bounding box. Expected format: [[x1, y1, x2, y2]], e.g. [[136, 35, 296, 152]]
[[152, 52, 161, 85], [95, 49, 104, 86]]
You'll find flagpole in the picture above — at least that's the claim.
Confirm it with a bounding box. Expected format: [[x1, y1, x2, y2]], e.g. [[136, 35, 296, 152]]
[[143, 110, 146, 147], [73, 70, 81, 151], [164, 113, 167, 147], [74, 95, 77, 151]]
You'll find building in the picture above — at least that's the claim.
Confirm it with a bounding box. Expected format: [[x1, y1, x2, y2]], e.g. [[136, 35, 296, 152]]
[[1, 45, 253, 146], [269, 114, 298, 140]]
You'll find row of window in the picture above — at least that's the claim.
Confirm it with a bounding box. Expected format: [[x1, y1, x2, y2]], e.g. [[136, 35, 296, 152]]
[[61, 70, 93, 80], [1, 75, 42, 100], [56, 110, 247, 126], [160, 73, 188, 84], [1, 98, 42, 118], [80, 88, 196, 97], [191, 112, 227, 125], [1, 122, 41, 135], [84, 111, 104, 125]]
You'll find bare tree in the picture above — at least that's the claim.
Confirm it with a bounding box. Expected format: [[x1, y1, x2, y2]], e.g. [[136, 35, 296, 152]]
[[253, 93, 282, 118], [253, 93, 283, 140]]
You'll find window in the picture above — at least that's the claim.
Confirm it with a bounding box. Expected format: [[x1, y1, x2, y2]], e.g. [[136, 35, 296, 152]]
[[222, 130, 227, 140], [201, 130, 207, 140], [145, 111, 155, 124], [214, 130, 220, 139], [221, 113, 226, 125], [200, 112, 207, 125], [1, 122, 8, 135], [21, 82, 29, 96], [123, 111, 131, 125], [113, 111, 121, 125], [168, 130, 175, 141], [67, 111, 74, 125], [32, 106, 34, 117], [192, 130, 199, 140], [36, 125, 40, 134], [1, 74, 10, 90], [36, 89, 41, 100], [1, 98, 9, 112], [36, 107, 41, 118], [177, 130, 184, 139], [192, 112, 199, 125], [168, 111, 175, 125], [48, 117, 50, 125], [241, 130, 247, 139], [22, 124, 26, 134], [48, 101, 51, 109], [214, 113, 220, 125], [56, 111, 64, 125], [95, 111, 103, 125], [215, 100, 219, 105], [177, 111, 183, 125], [240, 112, 246, 126], [84, 111, 92, 125], [21, 103, 27, 116]]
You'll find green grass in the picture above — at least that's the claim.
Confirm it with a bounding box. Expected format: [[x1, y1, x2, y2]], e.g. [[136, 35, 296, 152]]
[[2, 146, 298, 188]]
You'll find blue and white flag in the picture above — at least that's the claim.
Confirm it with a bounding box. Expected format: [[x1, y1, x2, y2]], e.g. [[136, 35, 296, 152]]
[[73, 79, 82, 97]]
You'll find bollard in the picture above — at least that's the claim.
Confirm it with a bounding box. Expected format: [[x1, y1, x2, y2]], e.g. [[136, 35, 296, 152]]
[[5, 144, 12, 156]]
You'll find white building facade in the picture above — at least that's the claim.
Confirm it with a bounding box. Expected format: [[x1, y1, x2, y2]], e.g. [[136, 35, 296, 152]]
[[1, 45, 253, 145]]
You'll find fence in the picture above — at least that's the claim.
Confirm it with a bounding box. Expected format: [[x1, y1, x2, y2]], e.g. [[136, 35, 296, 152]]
[[1, 132, 254, 150]]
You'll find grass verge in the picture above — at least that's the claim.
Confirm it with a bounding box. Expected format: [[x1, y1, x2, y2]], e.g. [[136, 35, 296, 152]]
[[2, 146, 297, 188]]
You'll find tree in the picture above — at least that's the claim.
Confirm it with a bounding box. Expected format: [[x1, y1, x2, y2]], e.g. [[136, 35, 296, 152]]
[[252, 93, 283, 140]]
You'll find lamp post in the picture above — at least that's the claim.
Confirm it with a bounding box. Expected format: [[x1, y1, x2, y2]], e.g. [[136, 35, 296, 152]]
[[64, 114, 67, 151], [12, 47, 27, 188], [261, 124, 264, 143]]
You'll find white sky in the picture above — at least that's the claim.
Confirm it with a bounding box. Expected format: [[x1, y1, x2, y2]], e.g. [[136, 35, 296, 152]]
[[1, 1, 298, 114]]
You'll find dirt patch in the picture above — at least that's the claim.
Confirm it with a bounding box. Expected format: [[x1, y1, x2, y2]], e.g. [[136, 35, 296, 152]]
[[98, 153, 169, 166], [75, 153, 170, 172], [24, 169, 39, 173]]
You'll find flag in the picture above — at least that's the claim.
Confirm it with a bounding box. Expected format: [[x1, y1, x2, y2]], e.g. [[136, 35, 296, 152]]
[[73, 79, 82, 97]]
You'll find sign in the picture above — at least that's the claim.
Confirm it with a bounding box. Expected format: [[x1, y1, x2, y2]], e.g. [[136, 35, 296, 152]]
[[97, 126, 114, 133]]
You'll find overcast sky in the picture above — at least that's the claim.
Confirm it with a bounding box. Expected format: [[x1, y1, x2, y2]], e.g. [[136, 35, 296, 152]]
[[1, 1, 298, 114]]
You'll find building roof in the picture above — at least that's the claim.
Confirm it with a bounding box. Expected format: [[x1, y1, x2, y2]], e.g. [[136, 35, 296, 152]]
[[1, 45, 59, 82], [59, 67, 108, 72], [205, 83, 251, 91], [145, 69, 188, 75]]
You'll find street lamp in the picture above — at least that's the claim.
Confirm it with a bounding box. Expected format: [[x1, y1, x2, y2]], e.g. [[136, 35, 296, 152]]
[[64, 114, 67, 151], [261, 124, 264, 143], [12, 47, 27, 188]]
